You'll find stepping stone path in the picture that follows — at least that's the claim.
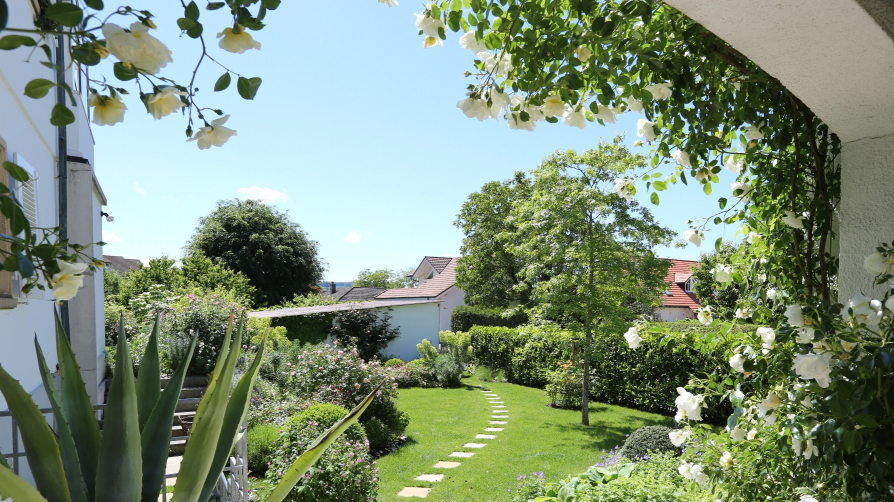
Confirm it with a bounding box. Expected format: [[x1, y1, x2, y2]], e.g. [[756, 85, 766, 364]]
[[397, 387, 509, 498]]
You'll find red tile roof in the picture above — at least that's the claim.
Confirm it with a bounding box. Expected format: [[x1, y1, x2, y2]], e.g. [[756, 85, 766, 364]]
[[662, 259, 701, 311], [377, 258, 458, 299]]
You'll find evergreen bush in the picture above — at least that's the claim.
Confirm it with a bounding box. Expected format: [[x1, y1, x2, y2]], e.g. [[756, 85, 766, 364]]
[[433, 354, 462, 387], [247, 424, 280, 475], [619, 426, 679, 461], [450, 305, 529, 332]]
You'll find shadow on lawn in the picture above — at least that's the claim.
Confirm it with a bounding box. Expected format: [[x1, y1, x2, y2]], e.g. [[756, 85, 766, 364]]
[[543, 404, 674, 453]]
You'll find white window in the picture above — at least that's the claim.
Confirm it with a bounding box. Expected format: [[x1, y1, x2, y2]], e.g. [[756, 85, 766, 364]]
[[684, 278, 694, 293], [13, 153, 39, 229]]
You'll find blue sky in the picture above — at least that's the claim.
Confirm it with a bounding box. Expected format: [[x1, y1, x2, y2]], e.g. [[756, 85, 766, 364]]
[[94, 0, 741, 281]]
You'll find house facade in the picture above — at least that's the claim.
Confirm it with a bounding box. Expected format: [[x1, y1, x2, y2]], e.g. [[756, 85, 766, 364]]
[[1, 0, 107, 482], [656, 259, 701, 322], [375, 256, 465, 332]]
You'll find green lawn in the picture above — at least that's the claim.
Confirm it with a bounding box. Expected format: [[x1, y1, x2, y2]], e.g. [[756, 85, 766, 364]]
[[377, 376, 674, 502]]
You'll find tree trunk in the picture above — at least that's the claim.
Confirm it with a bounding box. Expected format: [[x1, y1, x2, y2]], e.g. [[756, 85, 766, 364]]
[[581, 326, 591, 426]]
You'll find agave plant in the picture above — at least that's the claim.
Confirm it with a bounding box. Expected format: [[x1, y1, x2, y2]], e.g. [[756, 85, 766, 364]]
[[0, 313, 379, 502]]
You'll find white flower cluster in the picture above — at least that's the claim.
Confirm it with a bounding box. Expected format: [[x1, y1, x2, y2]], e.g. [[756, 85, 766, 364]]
[[612, 178, 635, 201], [623, 325, 642, 349]]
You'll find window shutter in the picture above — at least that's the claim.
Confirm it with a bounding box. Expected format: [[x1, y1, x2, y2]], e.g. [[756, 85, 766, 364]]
[[0, 136, 14, 307]]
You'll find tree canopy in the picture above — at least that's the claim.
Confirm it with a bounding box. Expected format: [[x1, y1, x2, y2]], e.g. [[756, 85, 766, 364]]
[[352, 268, 416, 289], [187, 199, 324, 307]]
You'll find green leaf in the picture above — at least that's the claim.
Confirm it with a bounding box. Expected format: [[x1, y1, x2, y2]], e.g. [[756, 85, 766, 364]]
[[236, 76, 262, 100], [0, 448, 9, 470], [703, 183, 712, 195], [96, 320, 143, 502], [649, 192, 659, 205], [55, 314, 102, 501], [0, 358, 70, 502], [854, 414, 878, 429], [197, 324, 267, 502], [2, 160, 30, 182], [171, 319, 242, 502], [718, 197, 727, 209], [35, 337, 88, 502], [46, 2, 84, 27], [141, 334, 197, 502], [565, 73, 584, 90], [0, 464, 50, 502], [653, 180, 667, 191], [24, 78, 55, 99], [213, 72, 231, 92], [0, 0, 7, 33], [50, 104, 75, 126], [185, 0, 200, 20], [83, 0, 103, 10], [135, 315, 161, 432], [0, 35, 36, 50], [263, 382, 384, 502], [113, 62, 137, 81], [206, 1, 225, 10], [262, 0, 281, 9], [843, 430, 863, 453]]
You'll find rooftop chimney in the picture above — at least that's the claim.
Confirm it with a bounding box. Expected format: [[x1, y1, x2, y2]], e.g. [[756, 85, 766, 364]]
[[330, 281, 337, 294]]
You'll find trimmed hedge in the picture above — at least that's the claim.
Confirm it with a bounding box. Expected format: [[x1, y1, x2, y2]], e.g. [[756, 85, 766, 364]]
[[451, 305, 529, 332], [619, 425, 678, 460], [470, 321, 753, 422], [270, 312, 335, 345]]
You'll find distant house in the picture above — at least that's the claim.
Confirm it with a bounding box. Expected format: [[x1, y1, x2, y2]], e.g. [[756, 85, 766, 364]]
[[322, 283, 387, 302], [657, 259, 701, 322], [376, 256, 465, 332], [103, 255, 142, 275]]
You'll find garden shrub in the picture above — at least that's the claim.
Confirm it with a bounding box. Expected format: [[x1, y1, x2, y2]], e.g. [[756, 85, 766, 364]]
[[246, 316, 291, 351], [432, 354, 462, 387], [545, 361, 583, 409], [383, 358, 404, 367], [247, 424, 280, 475], [619, 426, 679, 461], [260, 403, 377, 502], [247, 391, 305, 428], [271, 313, 334, 345], [451, 305, 528, 332], [470, 325, 575, 387], [159, 292, 245, 376], [439, 330, 472, 366], [330, 308, 400, 361], [416, 339, 439, 363], [362, 418, 390, 450], [386, 359, 439, 389]]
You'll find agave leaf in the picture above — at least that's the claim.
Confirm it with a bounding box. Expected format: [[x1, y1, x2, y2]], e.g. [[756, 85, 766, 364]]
[[196, 325, 267, 502], [55, 313, 101, 501], [0, 448, 10, 469], [35, 337, 88, 502], [0, 463, 51, 502], [0, 363, 70, 502], [263, 382, 383, 502], [135, 314, 161, 432], [192, 315, 234, 423], [171, 316, 242, 502], [95, 320, 142, 502], [140, 333, 197, 502]]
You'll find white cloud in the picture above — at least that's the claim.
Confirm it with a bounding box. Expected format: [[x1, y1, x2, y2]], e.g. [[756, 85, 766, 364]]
[[344, 231, 362, 244], [237, 186, 287, 204], [134, 182, 146, 194], [102, 230, 122, 243]]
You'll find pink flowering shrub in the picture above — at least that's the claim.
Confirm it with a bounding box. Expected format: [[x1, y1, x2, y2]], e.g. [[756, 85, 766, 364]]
[[256, 403, 378, 502]]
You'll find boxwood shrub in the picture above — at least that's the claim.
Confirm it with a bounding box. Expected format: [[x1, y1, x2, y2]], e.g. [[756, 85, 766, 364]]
[[619, 425, 679, 460], [470, 321, 753, 422], [450, 305, 529, 332]]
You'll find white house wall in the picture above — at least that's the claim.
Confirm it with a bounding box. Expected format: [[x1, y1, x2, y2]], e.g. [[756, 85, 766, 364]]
[[381, 303, 441, 361], [657, 307, 696, 323], [437, 287, 466, 332]]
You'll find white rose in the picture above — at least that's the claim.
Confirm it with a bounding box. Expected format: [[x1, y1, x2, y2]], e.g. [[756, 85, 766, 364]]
[[683, 229, 703, 246], [378, 0, 398, 6], [712, 264, 732, 283], [644, 82, 673, 100], [506, 112, 536, 131], [844, 293, 883, 326], [563, 105, 588, 129], [719, 451, 734, 470], [802, 439, 819, 460], [541, 95, 566, 117], [613, 178, 634, 201], [623, 327, 642, 349], [147, 86, 187, 120], [735, 307, 750, 319], [746, 232, 761, 244], [757, 393, 780, 416], [625, 96, 644, 113], [678, 461, 695, 479], [457, 95, 491, 121], [592, 105, 617, 124], [217, 25, 261, 54], [766, 288, 778, 300], [102, 22, 172, 74], [689, 464, 707, 485], [799, 496, 819, 502], [782, 211, 805, 229], [725, 154, 745, 174], [674, 387, 704, 421], [785, 305, 805, 327], [729, 353, 747, 374], [486, 89, 510, 116], [671, 149, 691, 167], [50, 260, 89, 301], [669, 429, 691, 447], [757, 327, 776, 351], [477, 51, 513, 75], [886, 296, 894, 313], [746, 428, 758, 440], [763, 412, 777, 426], [696, 307, 713, 326], [793, 352, 833, 388], [864, 251, 894, 275], [795, 327, 815, 344], [729, 427, 747, 441], [633, 140, 643, 147], [575, 46, 592, 62], [694, 168, 710, 182], [459, 31, 488, 53], [636, 119, 658, 141], [88, 93, 127, 126], [415, 12, 445, 38], [743, 124, 764, 140], [187, 114, 237, 150], [731, 181, 752, 200]]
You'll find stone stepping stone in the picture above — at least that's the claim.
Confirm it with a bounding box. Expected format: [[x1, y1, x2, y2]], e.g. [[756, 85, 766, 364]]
[[433, 461, 461, 469], [484, 427, 504, 432], [415, 474, 445, 482], [490, 401, 505, 404], [490, 421, 507, 424], [397, 487, 431, 498], [492, 405, 507, 408], [491, 415, 508, 419], [476, 434, 497, 439], [449, 451, 475, 458], [463, 442, 487, 448]]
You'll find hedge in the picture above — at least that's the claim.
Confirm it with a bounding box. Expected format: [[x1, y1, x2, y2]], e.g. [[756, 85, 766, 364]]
[[451, 305, 529, 332], [470, 321, 755, 423], [270, 312, 335, 345]]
